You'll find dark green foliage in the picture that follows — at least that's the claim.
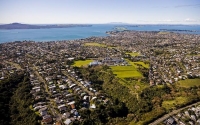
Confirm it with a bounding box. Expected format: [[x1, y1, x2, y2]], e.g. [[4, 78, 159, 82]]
[[0, 73, 24, 125], [78, 66, 200, 124], [79, 102, 128, 125], [140, 85, 171, 100], [0, 73, 40, 125], [9, 76, 40, 125]]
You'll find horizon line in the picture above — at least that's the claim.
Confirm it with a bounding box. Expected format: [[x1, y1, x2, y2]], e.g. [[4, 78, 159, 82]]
[[0, 22, 200, 25]]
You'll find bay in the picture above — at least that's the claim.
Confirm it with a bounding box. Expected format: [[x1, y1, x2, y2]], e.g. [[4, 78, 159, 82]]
[[0, 24, 200, 43]]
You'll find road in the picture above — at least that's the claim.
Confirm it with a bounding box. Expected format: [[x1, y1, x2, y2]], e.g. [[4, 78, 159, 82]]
[[32, 66, 51, 95], [32, 66, 63, 124], [62, 71, 94, 96], [149, 101, 200, 125], [49, 104, 62, 122]]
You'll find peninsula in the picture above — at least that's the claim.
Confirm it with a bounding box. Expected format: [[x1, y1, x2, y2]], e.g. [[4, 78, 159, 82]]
[[0, 23, 92, 29]]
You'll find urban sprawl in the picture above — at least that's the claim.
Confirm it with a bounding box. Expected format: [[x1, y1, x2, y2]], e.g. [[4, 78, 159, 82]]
[[0, 31, 200, 125]]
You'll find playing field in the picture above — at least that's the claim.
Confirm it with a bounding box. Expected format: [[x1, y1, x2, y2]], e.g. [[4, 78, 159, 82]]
[[110, 66, 143, 78], [110, 59, 149, 78], [73, 60, 93, 67], [178, 79, 200, 88]]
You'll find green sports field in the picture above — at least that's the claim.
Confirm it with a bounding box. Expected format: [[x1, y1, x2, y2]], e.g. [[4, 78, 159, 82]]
[[73, 60, 93, 67], [110, 59, 149, 78], [110, 65, 143, 78]]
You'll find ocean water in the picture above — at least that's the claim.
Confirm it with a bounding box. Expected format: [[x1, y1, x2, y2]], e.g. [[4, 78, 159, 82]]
[[0, 24, 200, 43]]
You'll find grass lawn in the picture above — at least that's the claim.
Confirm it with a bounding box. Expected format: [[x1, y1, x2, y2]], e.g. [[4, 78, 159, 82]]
[[126, 52, 140, 56], [109, 59, 149, 92], [162, 97, 188, 110], [133, 61, 150, 68], [110, 59, 148, 78], [84, 42, 107, 47], [72, 60, 93, 67], [177, 79, 200, 88], [111, 60, 148, 95], [126, 59, 149, 68], [110, 66, 143, 78]]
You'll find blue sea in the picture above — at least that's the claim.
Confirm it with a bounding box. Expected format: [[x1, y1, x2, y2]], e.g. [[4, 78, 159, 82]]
[[0, 24, 200, 43]]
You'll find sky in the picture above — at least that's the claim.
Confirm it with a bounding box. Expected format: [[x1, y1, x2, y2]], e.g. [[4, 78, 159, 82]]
[[0, 0, 200, 24]]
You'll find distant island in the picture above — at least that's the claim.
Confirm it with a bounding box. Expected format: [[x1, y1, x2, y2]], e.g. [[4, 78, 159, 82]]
[[0, 23, 92, 29], [113, 26, 128, 31]]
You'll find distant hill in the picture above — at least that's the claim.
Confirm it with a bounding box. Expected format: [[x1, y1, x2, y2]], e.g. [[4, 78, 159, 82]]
[[0, 23, 92, 29], [107, 22, 129, 25]]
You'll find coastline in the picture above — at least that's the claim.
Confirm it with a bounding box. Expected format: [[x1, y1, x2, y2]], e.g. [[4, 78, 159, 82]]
[[0, 24, 200, 43], [0, 23, 92, 30]]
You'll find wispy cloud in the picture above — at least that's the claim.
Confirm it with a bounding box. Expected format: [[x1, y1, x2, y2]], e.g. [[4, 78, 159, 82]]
[[156, 19, 179, 22], [162, 19, 173, 22], [175, 4, 200, 8], [184, 18, 198, 22], [153, 3, 200, 9]]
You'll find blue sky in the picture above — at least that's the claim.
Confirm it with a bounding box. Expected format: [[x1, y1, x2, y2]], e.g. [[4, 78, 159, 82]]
[[0, 0, 200, 24]]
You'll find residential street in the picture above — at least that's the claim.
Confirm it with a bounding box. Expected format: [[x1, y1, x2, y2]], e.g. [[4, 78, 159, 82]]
[[149, 101, 200, 125]]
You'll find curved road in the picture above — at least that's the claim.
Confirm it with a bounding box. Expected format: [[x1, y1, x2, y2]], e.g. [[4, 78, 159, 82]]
[[149, 101, 200, 125]]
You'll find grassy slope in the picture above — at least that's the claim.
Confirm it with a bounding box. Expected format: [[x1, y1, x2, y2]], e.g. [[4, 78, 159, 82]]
[[178, 79, 200, 88], [162, 97, 188, 110], [133, 61, 150, 68]]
